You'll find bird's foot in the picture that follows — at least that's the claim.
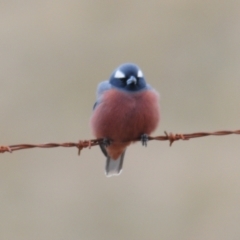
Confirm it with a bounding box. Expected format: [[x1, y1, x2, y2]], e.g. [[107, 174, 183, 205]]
[[102, 138, 112, 148], [141, 134, 148, 147]]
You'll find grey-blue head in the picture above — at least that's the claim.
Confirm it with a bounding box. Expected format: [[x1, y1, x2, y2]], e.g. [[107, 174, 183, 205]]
[[109, 63, 147, 92]]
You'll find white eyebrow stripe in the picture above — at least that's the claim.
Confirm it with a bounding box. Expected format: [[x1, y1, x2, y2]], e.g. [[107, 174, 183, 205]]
[[114, 70, 125, 78], [137, 70, 143, 78]]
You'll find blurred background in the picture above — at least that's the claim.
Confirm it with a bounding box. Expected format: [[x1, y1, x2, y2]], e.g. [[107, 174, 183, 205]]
[[1, 0, 240, 239]]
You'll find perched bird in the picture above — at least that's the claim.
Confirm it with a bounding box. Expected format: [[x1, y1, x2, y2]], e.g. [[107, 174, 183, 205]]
[[90, 63, 160, 176]]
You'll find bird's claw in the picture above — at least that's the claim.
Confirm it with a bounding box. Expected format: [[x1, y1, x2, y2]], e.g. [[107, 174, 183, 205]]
[[141, 134, 148, 147], [102, 138, 112, 148]]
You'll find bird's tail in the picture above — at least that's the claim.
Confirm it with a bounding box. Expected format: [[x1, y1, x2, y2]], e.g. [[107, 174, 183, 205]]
[[105, 151, 125, 177]]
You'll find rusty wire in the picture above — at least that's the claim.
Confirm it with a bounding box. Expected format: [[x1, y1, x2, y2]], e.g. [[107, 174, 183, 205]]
[[1, 129, 240, 155]]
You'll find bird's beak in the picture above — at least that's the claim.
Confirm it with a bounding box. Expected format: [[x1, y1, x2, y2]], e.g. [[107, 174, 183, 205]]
[[126, 76, 137, 85]]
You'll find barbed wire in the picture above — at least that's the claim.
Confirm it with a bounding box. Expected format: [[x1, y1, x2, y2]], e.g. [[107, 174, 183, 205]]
[[1, 129, 240, 155]]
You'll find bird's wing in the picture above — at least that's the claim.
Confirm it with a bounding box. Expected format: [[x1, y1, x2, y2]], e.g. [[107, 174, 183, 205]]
[[93, 80, 111, 110]]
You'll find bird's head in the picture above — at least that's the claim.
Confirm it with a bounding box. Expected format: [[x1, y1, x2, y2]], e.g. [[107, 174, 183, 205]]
[[109, 63, 147, 92]]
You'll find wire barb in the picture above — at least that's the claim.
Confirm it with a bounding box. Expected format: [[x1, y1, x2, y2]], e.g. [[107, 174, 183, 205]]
[[0, 146, 12, 153], [163, 131, 189, 146], [0, 129, 240, 155], [77, 140, 96, 155]]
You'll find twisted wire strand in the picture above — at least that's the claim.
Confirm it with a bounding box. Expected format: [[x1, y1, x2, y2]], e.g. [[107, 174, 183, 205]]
[[1, 129, 240, 155]]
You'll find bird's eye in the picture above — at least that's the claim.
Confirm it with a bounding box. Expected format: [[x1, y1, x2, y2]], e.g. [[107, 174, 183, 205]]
[[137, 70, 143, 78], [114, 70, 125, 79]]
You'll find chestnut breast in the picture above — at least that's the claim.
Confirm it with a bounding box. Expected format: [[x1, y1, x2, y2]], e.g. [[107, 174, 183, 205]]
[[91, 88, 160, 142]]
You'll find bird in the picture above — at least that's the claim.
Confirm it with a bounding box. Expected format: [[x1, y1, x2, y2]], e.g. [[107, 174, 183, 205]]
[[90, 63, 160, 177]]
